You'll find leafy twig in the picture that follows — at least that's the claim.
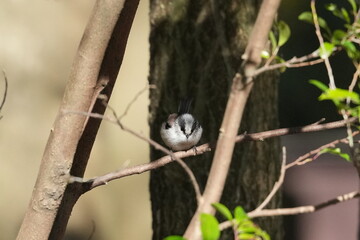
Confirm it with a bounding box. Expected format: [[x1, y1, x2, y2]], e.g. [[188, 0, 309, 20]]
[[311, 0, 336, 89], [285, 131, 359, 169], [219, 191, 360, 229], [248, 191, 360, 218]]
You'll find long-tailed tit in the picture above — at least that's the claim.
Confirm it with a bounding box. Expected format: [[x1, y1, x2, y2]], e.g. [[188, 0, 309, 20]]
[[160, 99, 203, 151]]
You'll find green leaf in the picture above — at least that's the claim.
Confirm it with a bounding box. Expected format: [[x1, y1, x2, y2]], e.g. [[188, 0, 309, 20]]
[[341, 8, 351, 23], [309, 79, 329, 92], [269, 30, 277, 53], [278, 20, 291, 47], [318, 42, 335, 59], [319, 88, 360, 104], [239, 226, 257, 233], [342, 41, 360, 60], [256, 230, 271, 240], [298, 11, 331, 36], [348, 0, 357, 12], [200, 214, 220, 240], [319, 147, 351, 162], [298, 11, 313, 23], [331, 29, 347, 44], [325, 3, 337, 11], [238, 233, 255, 240], [212, 203, 233, 221], [164, 236, 187, 240], [234, 206, 248, 223]]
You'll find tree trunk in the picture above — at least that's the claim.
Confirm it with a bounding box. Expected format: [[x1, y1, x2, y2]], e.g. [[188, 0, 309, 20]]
[[149, 0, 282, 239]]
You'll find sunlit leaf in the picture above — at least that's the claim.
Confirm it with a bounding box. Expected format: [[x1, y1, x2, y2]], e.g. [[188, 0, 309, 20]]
[[278, 20, 291, 47], [341, 8, 351, 23], [298, 11, 313, 23], [256, 230, 271, 240], [200, 214, 220, 240], [234, 206, 248, 223], [269, 30, 277, 53], [348, 0, 357, 13], [342, 41, 360, 60], [319, 147, 351, 162], [319, 88, 360, 104], [325, 3, 337, 11], [309, 79, 329, 92], [212, 203, 233, 221], [331, 29, 347, 44], [164, 236, 187, 240], [238, 233, 255, 240], [319, 42, 335, 59]]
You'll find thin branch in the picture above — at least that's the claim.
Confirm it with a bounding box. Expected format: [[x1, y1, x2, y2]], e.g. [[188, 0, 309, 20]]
[[254, 50, 325, 76], [118, 83, 155, 121], [87, 220, 96, 240], [236, 116, 358, 142], [311, 0, 336, 89], [253, 147, 287, 212], [248, 191, 360, 218], [285, 131, 359, 169], [0, 70, 8, 113], [66, 116, 357, 191], [219, 191, 360, 230]]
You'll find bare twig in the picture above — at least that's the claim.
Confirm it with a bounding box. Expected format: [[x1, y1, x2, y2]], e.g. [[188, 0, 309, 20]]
[[118, 83, 155, 121], [285, 131, 359, 169], [236, 116, 358, 142], [311, 0, 336, 89], [0, 70, 8, 114], [253, 147, 287, 212], [219, 191, 360, 230], [248, 191, 360, 218], [87, 220, 96, 240], [254, 50, 325, 76]]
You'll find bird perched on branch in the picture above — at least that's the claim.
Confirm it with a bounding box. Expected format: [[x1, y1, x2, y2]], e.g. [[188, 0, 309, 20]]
[[160, 99, 203, 151]]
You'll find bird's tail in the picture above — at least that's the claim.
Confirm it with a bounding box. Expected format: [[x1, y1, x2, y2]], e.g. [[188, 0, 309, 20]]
[[177, 98, 193, 114]]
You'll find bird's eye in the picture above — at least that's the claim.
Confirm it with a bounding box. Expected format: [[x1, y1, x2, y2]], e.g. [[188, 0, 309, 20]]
[[165, 122, 171, 129]]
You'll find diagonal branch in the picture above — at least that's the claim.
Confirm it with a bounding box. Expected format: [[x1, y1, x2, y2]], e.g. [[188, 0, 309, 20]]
[[253, 147, 287, 212], [286, 131, 359, 169], [219, 191, 360, 230], [248, 191, 360, 218], [184, 0, 282, 239]]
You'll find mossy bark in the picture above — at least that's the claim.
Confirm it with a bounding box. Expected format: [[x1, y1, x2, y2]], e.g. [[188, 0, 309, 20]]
[[149, 0, 282, 239]]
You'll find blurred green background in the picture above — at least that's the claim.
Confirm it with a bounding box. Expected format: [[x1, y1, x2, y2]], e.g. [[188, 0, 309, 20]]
[[0, 0, 151, 239]]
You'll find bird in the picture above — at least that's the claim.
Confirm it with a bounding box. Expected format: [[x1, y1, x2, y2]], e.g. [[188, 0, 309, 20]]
[[160, 99, 203, 151]]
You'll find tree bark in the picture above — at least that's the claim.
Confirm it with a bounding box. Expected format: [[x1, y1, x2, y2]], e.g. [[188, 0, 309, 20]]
[[149, 0, 282, 239], [16, 0, 139, 239]]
